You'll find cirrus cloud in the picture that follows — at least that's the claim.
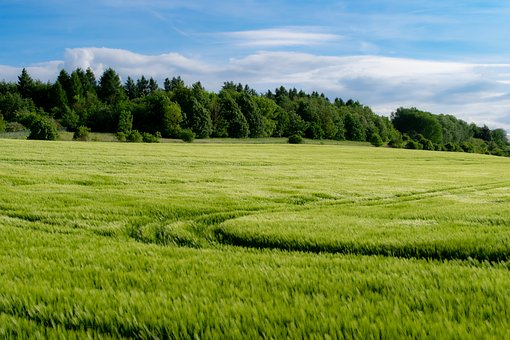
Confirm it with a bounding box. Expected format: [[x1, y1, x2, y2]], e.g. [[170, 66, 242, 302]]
[[221, 27, 342, 48]]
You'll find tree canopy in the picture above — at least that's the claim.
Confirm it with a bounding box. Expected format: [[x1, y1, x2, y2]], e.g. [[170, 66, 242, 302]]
[[0, 68, 507, 156]]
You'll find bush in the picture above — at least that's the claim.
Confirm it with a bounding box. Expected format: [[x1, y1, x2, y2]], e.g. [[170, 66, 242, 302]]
[[73, 126, 91, 141], [370, 133, 384, 147], [126, 130, 143, 143], [28, 116, 58, 140], [420, 139, 434, 151], [288, 134, 303, 144], [405, 140, 422, 150], [0, 115, 5, 133], [180, 129, 195, 143], [5, 122, 27, 132], [142, 132, 160, 143], [460, 142, 475, 153], [116, 132, 127, 142], [445, 142, 462, 152]]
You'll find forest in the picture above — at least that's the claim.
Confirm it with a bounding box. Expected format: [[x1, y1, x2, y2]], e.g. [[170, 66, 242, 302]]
[[0, 67, 508, 156]]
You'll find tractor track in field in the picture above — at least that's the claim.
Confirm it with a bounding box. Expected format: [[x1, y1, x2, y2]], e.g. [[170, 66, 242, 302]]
[[301, 180, 510, 209]]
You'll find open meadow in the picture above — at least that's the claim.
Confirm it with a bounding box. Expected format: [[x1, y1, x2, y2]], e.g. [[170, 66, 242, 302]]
[[0, 139, 509, 338]]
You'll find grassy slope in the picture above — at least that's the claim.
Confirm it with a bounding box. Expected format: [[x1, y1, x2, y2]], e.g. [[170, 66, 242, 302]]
[[0, 139, 509, 337]]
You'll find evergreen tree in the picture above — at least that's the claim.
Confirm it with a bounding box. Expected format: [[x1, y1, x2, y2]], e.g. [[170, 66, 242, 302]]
[[85, 68, 97, 92], [136, 76, 150, 97], [17, 68, 34, 99], [57, 69, 73, 104], [69, 70, 84, 104], [98, 68, 125, 105], [149, 77, 158, 93], [124, 77, 138, 100], [50, 80, 68, 114]]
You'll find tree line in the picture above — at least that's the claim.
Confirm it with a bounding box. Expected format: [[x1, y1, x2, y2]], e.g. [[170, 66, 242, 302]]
[[0, 67, 508, 156]]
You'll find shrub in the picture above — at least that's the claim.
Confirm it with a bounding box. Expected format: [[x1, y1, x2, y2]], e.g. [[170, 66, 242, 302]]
[[28, 116, 58, 140], [370, 133, 384, 147], [405, 140, 422, 150], [445, 143, 462, 152], [180, 129, 195, 143], [116, 132, 127, 142], [460, 142, 475, 153], [73, 126, 91, 141], [142, 132, 160, 143], [421, 139, 434, 151], [0, 115, 5, 133], [5, 121, 27, 132], [288, 134, 303, 144], [126, 130, 143, 143], [388, 134, 404, 148]]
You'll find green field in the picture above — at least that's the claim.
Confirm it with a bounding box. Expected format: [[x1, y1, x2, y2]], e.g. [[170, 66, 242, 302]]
[[0, 139, 509, 338]]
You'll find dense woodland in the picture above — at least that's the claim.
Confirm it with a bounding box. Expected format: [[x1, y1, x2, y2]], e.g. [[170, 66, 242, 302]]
[[0, 67, 508, 156]]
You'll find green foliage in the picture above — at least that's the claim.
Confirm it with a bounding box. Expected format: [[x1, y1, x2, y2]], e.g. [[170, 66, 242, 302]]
[[142, 132, 159, 143], [0, 114, 5, 132], [405, 140, 422, 150], [116, 131, 127, 142], [491, 128, 509, 148], [0, 91, 35, 121], [180, 128, 195, 143], [97, 68, 125, 105], [0, 68, 508, 158], [5, 121, 26, 132], [460, 142, 475, 153], [17, 68, 34, 98], [237, 92, 264, 138], [117, 109, 133, 134], [60, 106, 79, 131], [392, 107, 443, 144], [219, 91, 249, 138], [188, 98, 212, 138], [388, 131, 404, 148], [437, 114, 473, 144], [126, 129, 143, 143], [73, 125, 91, 141], [124, 76, 137, 100], [87, 104, 117, 132], [27, 116, 58, 140], [288, 134, 304, 144], [344, 112, 366, 141], [445, 142, 462, 152], [370, 133, 384, 147], [415, 134, 434, 150], [133, 91, 183, 137]]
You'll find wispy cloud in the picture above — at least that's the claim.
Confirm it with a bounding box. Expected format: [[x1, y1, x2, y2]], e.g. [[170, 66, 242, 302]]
[[64, 47, 217, 80], [1, 47, 509, 132], [222, 27, 342, 48]]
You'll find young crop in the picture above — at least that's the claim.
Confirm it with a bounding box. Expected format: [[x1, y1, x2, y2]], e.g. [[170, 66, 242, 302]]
[[0, 139, 509, 337]]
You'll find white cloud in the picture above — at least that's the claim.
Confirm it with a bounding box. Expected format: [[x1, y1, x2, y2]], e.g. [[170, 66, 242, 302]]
[[1, 47, 509, 132], [63, 47, 217, 81], [0, 61, 63, 83], [222, 27, 341, 48]]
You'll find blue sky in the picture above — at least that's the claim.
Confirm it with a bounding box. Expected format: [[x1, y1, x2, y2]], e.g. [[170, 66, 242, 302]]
[[1, 0, 510, 132]]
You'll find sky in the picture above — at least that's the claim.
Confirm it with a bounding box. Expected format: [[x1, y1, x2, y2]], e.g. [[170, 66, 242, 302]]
[[1, 0, 510, 132]]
